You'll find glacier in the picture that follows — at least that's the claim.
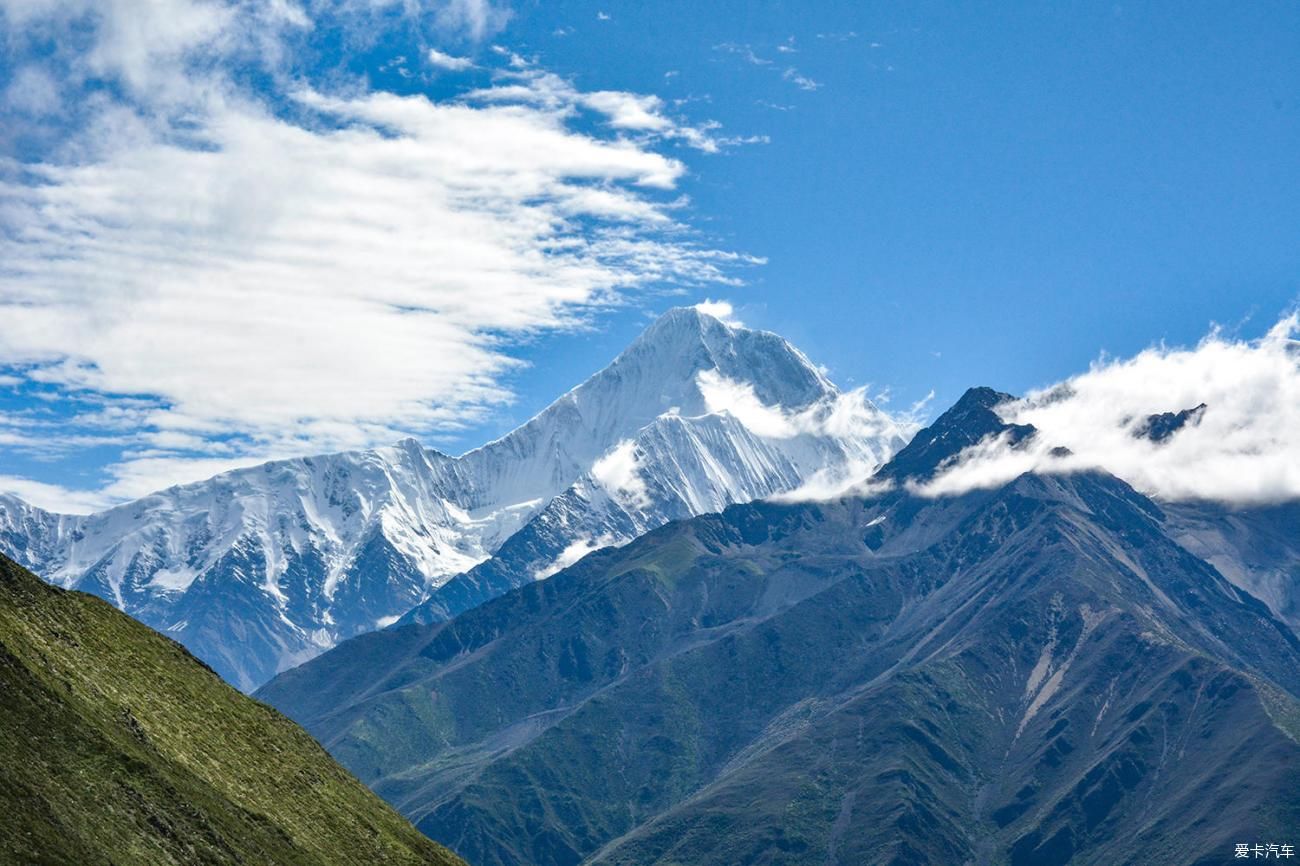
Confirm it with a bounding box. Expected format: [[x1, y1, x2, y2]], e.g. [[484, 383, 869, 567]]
[[0, 307, 914, 689]]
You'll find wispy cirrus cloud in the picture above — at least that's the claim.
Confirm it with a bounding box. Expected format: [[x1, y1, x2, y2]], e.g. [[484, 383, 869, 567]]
[[0, 0, 760, 511], [464, 54, 760, 153], [714, 42, 772, 67], [781, 67, 820, 91], [714, 41, 821, 93]]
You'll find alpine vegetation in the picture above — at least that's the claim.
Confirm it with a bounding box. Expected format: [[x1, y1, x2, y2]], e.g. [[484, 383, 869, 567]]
[[0, 552, 463, 866]]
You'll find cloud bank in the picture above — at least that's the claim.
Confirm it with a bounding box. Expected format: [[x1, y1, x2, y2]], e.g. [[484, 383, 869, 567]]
[[919, 314, 1300, 506]]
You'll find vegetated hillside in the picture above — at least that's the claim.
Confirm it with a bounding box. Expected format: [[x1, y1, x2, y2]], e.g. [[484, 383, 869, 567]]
[[0, 553, 465, 866], [260, 388, 1300, 866]]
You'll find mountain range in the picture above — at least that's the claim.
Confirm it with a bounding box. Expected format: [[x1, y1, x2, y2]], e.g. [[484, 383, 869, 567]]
[[0, 308, 911, 689], [5, 308, 1297, 865], [258, 387, 1300, 866], [0, 551, 462, 865]]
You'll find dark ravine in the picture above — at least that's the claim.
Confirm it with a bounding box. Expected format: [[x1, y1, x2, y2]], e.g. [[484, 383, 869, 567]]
[[259, 388, 1300, 866], [0, 553, 464, 866]]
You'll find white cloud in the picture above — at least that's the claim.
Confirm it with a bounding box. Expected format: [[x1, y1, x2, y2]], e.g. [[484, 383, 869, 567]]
[[781, 67, 820, 91], [697, 369, 799, 438], [909, 428, 1051, 498], [697, 368, 920, 446], [323, 0, 509, 42], [0, 0, 757, 505], [466, 64, 747, 154], [3, 65, 63, 115], [693, 299, 742, 327], [771, 471, 894, 505], [581, 91, 672, 132], [2, 92, 702, 431], [533, 532, 621, 579], [715, 42, 771, 67], [715, 42, 821, 93], [427, 48, 475, 70], [591, 439, 650, 510], [917, 314, 1300, 505], [0, 475, 116, 514], [430, 0, 510, 40], [0, 0, 307, 107]]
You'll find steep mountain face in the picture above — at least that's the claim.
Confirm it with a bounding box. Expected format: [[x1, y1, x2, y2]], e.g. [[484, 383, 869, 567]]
[[0, 553, 462, 866], [449, 305, 847, 506], [1164, 499, 1300, 633], [873, 385, 1034, 482], [0, 308, 910, 689], [0, 493, 79, 570], [259, 389, 1300, 866], [401, 401, 894, 627], [0, 443, 496, 691]]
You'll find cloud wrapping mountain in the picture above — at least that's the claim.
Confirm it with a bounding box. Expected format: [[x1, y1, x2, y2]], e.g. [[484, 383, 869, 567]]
[[917, 314, 1300, 504]]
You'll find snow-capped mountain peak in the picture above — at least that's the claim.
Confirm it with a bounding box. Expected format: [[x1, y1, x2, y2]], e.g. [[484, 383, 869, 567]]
[[449, 306, 842, 514], [0, 308, 913, 689]]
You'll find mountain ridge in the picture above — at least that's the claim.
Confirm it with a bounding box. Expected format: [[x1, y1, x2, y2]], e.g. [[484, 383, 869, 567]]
[[0, 307, 910, 689], [258, 386, 1300, 865]]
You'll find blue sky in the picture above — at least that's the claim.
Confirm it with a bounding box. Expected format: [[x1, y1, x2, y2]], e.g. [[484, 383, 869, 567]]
[[491, 1, 1300, 425], [0, 0, 1297, 511]]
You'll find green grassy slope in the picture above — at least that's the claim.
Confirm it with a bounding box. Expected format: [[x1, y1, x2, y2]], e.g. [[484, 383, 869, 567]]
[[0, 553, 465, 866]]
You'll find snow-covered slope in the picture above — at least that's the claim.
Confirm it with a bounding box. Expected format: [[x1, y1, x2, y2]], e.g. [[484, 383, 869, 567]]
[[0, 308, 912, 689], [0, 443, 502, 689], [449, 306, 842, 509], [0, 494, 80, 573], [402, 401, 903, 626]]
